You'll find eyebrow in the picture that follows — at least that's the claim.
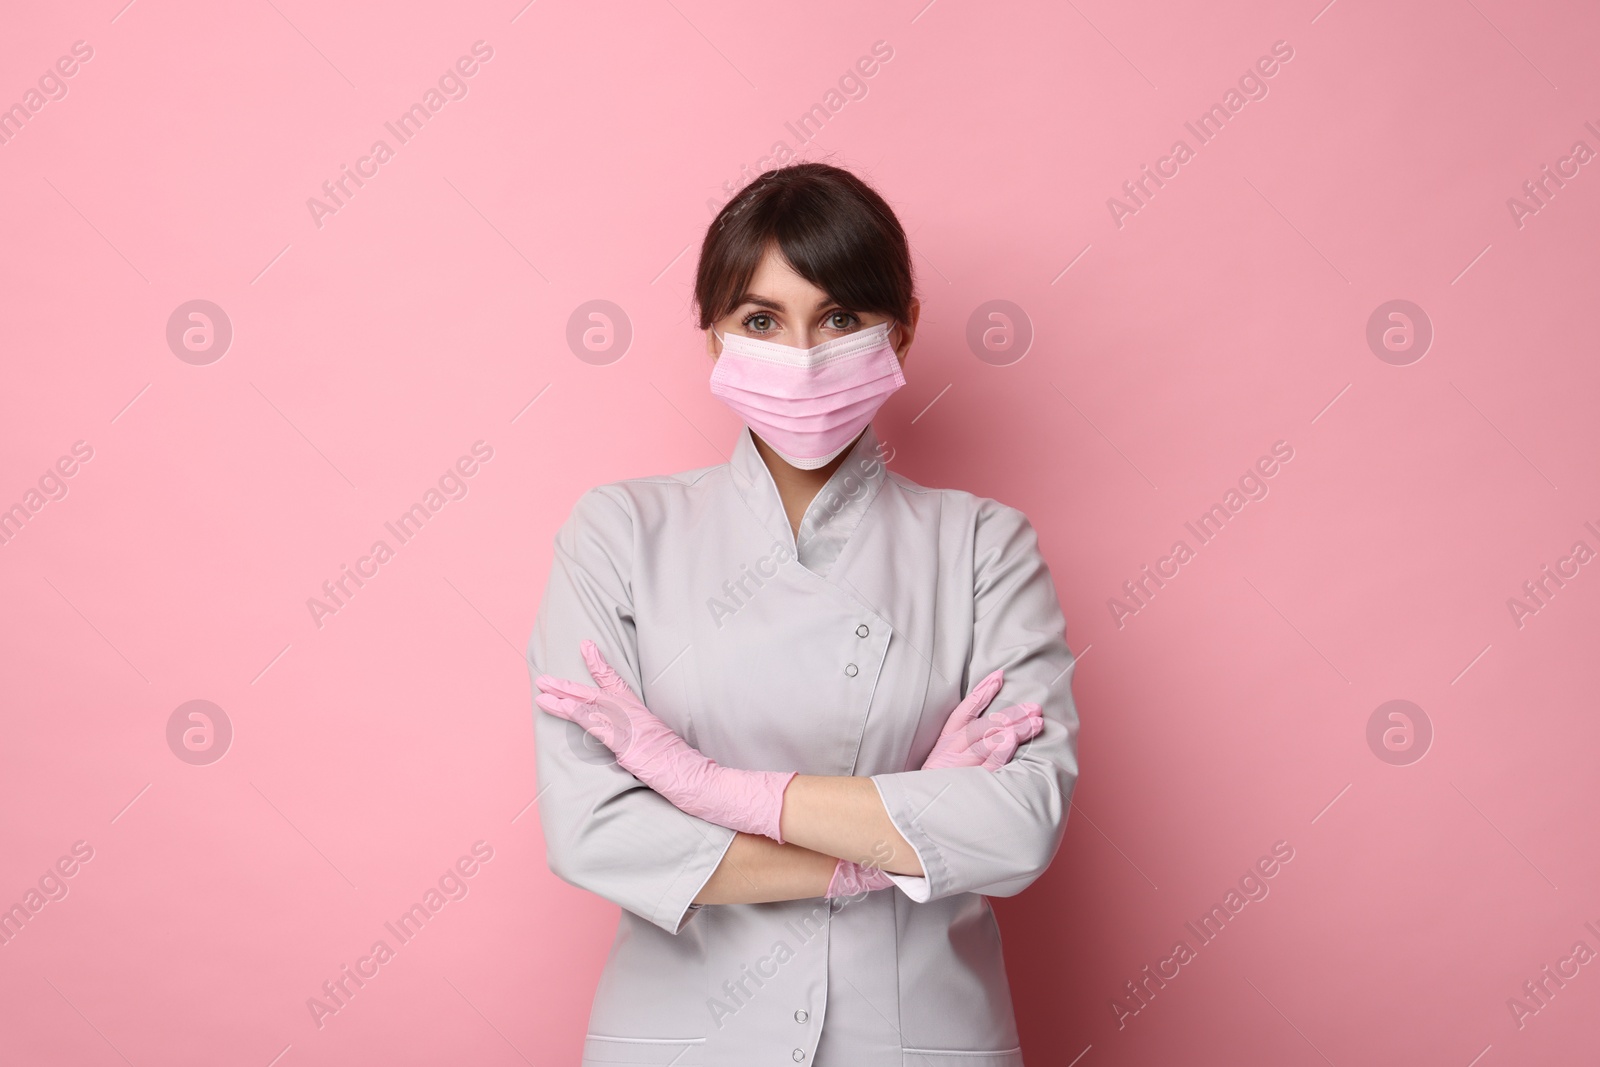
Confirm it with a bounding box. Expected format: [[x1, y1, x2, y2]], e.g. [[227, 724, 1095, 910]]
[[735, 293, 843, 312]]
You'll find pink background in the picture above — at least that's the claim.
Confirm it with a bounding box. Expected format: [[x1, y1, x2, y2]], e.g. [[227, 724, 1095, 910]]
[[3, 0, 1598, 1063]]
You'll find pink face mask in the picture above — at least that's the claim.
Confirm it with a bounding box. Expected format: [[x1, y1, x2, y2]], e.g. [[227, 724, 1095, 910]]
[[709, 321, 906, 469]]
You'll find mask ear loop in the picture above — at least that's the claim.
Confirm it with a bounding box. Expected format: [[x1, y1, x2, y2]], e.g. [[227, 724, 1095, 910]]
[[877, 320, 903, 358]]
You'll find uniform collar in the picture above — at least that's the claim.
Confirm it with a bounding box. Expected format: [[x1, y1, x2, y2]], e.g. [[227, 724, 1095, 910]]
[[728, 424, 890, 576]]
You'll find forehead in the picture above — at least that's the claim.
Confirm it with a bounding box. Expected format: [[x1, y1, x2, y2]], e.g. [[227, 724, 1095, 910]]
[[738, 246, 833, 311]]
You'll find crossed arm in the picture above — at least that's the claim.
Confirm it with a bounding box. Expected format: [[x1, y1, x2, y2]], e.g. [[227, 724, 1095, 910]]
[[694, 776, 918, 905], [535, 642, 1040, 906], [531, 491, 1079, 929]]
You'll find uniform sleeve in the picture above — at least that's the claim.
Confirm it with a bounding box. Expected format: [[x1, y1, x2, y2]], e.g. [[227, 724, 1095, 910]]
[[528, 486, 737, 934], [871, 500, 1080, 902]]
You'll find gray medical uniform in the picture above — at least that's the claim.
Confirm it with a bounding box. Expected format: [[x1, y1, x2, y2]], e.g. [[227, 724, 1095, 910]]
[[528, 423, 1080, 1066]]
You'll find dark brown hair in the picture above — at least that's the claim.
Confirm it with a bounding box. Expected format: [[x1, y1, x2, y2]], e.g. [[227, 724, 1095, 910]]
[[693, 163, 915, 331]]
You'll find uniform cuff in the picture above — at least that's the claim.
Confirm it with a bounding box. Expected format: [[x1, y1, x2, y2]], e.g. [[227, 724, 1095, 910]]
[[664, 823, 738, 934], [884, 870, 932, 902], [871, 774, 938, 903]]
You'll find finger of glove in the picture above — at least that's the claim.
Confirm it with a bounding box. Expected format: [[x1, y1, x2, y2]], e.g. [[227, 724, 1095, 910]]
[[979, 710, 1043, 751], [852, 868, 894, 893], [935, 669, 1005, 743], [536, 694, 622, 748], [866, 867, 895, 890], [1013, 705, 1045, 743], [984, 704, 1033, 729], [581, 639, 635, 698], [826, 859, 858, 897], [978, 699, 1042, 732], [535, 692, 588, 724], [929, 722, 1011, 769], [536, 674, 602, 701], [979, 730, 1021, 771], [829, 860, 893, 897]]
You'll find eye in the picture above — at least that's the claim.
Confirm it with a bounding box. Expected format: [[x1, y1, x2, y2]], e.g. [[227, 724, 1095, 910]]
[[825, 311, 859, 331], [740, 311, 776, 334]]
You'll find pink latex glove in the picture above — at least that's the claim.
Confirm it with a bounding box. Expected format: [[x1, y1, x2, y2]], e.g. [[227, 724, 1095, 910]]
[[827, 668, 1045, 897], [921, 668, 1044, 771], [535, 640, 796, 843], [827, 857, 896, 898]]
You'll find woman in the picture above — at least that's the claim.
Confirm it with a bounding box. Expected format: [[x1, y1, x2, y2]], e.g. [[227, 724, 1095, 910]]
[[528, 163, 1080, 1066]]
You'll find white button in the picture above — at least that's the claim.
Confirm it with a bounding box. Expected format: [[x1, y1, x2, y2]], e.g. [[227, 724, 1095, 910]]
[[844, 663, 858, 677], [794, 1009, 809, 1023], [793, 1050, 806, 1062], [856, 624, 869, 637]]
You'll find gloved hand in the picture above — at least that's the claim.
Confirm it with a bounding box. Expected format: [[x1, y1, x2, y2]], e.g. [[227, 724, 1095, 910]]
[[535, 640, 796, 843], [827, 856, 896, 897], [921, 668, 1044, 771], [825, 668, 1045, 898]]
